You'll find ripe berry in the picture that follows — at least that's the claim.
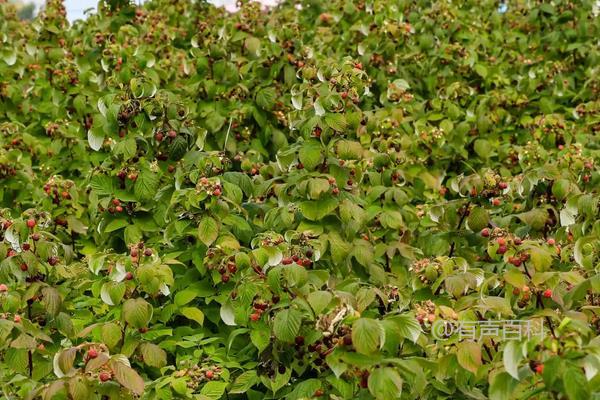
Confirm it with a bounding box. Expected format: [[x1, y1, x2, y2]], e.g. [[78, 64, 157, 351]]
[[213, 188, 222, 196], [497, 237, 506, 246], [332, 187, 340, 195], [492, 198, 501, 206], [128, 173, 138, 181], [20, 263, 28, 272], [282, 257, 293, 265], [498, 182, 508, 189], [205, 370, 214, 379], [138, 327, 148, 333], [295, 336, 305, 346], [535, 364, 544, 374], [115, 206, 124, 213], [26, 218, 36, 229], [546, 238, 555, 246], [328, 177, 336, 185], [497, 245, 507, 255], [99, 372, 111, 382], [13, 315, 21, 323], [343, 335, 352, 346], [227, 263, 237, 273], [481, 228, 490, 237], [509, 257, 521, 267], [144, 248, 152, 257], [221, 274, 230, 283], [155, 132, 164, 142], [7, 249, 16, 257], [314, 389, 324, 397], [522, 286, 530, 293], [0, 284, 8, 292], [512, 287, 520, 295], [61, 191, 70, 199], [514, 237, 522, 245], [543, 289, 552, 298], [32, 233, 41, 241], [306, 249, 313, 258], [125, 272, 134, 280], [88, 348, 98, 359], [168, 130, 177, 139], [130, 248, 138, 257], [250, 312, 260, 321], [168, 165, 175, 173], [48, 256, 59, 266], [112, 199, 120, 206]]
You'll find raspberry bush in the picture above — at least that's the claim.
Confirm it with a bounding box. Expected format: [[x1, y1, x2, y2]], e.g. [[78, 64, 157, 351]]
[[0, 0, 599, 399]]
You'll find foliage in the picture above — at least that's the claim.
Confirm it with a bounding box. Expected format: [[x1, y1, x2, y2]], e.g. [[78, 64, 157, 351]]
[[0, 0, 599, 399]]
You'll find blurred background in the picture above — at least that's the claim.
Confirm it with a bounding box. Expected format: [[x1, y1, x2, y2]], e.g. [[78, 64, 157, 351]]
[[9, 0, 279, 21]]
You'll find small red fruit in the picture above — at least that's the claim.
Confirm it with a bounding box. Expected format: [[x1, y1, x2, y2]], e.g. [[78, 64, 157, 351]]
[[498, 182, 508, 189], [546, 238, 555, 246], [128, 173, 138, 181], [0, 284, 8, 292], [125, 272, 134, 280], [48, 256, 59, 266], [497, 237, 506, 246], [115, 205, 124, 213], [497, 245, 507, 255], [14, 315, 21, 323], [481, 228, 490, 237], [22, 243, 31, 251], [26, 218, 36, 229], [282, 257, 293, 265], [514, 237, 522, 245], [130, 248, 139, 257], [144, 248, 152, 257], [7, 249, 16, 257], [543, 289, 552, 298], [155, 132, 164, 142], [99, 372, 111, 382], [88, 348, 98, 359], [32, 233, 41, 241], [112, 199, 120, 206], [168, 130, 177, 139], [332, 187, 340, 195], [250, 313, 260, 321], [205, 370, 214, 379], [20, 263, 28, 272], [213, 188, 222, 196], [314, 389, 324, 397], [492, 198, 501, 206], [221, 274, 230, 283], [512, 287, 520, 295], [535, 364, 544, 374]]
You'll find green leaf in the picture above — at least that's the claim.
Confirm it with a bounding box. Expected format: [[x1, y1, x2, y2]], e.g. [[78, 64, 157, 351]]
[[101, 323, 122, 350], [109, 357, 145, 395], [256, 87, 277, 110], [502, 341, 522, 380], [298, 140, 323, 171], [352, 318, 384, 355], [368, 367, 403, 400], [198, 216, 219, 246], [563, 367, 590, 400], [489, 372, 518, 400], [273, 309, 303, 343], [134, 168, 160, 202], [324, 113, 347, 132], [122, 298, 153, 329], [299, 197, 338, 221], [180, 307, 204, 325], [229, 371, 258, 394], [456, 341, 482, 374], [139, 342, 167, 368]]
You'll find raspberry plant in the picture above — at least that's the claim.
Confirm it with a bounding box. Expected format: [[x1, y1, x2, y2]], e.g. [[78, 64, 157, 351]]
[[0, 0, 599, 399]]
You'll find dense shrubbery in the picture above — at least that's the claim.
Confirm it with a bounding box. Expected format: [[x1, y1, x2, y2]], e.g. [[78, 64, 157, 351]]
[[0, 0, 599, 398]]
